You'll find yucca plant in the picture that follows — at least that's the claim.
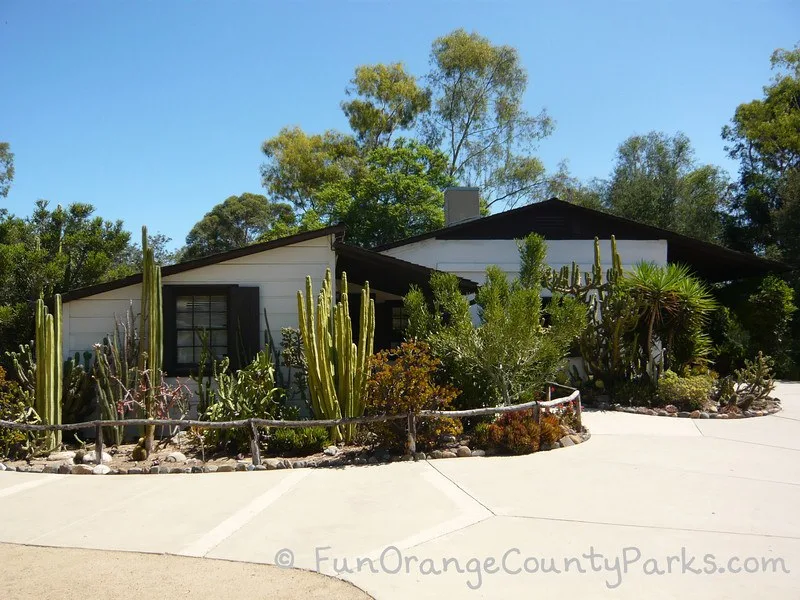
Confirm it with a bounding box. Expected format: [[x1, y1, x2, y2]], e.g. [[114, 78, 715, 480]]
[[622, 262, 716, 378]]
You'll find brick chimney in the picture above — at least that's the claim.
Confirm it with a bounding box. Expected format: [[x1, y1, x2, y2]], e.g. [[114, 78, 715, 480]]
[[444, 187, 480, 226]]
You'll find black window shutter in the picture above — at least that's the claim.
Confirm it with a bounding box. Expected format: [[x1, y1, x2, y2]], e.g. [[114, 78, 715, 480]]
[[229, 286, 260, 370], [162, 285, 177, 375]]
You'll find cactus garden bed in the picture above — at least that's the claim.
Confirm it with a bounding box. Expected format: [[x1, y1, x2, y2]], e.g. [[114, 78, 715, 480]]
[[0, 418, 590, 475]]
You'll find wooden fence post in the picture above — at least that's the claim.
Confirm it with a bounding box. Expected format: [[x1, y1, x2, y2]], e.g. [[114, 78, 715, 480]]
[[406, 412, 416, 455], [249, 420, 262, 466], [95, 422, 103, 465]]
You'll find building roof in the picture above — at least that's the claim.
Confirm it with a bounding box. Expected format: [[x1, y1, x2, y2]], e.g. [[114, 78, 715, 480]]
[[334, 242, 478, 297], [374, 198, 788, 282], [61, 224, 478, 303], [61, 225, 345, 302]]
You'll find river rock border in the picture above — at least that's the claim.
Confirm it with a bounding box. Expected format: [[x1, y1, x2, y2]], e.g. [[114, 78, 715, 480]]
[[613, 404, 782, 419], [0, 430, 591, 475]]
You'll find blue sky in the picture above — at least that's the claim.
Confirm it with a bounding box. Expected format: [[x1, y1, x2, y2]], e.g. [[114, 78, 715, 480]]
[[2, 1, 798, 248]]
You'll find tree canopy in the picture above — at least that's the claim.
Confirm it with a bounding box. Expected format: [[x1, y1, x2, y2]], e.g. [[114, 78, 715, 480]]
[[182, 193, 298, 260], [722, 42, 800, 259], [0, 143, 14, 199]]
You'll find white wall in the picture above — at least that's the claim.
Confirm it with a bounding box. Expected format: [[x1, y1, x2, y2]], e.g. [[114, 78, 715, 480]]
[[381, 238, 668, 289], [63, 235, 337, 359]]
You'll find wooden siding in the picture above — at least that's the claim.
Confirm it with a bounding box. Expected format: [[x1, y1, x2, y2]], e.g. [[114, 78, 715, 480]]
[[63, 235, 336, 359]]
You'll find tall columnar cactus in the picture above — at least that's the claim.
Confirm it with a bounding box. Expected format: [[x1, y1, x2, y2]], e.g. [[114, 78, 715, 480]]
[[138, 226, 163, 453], [297, 269, 375, 443], [545, 236, 638, 385], [34, 294, 63, 449]]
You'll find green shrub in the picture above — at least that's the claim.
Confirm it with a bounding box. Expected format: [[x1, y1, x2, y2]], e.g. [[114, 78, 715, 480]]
[[612, 379, 656, 407], [657, 370, 714, 411], [0, 367, 38, 460], [203, 351, 294, 451], [405, 234, 585, 408], [267, 427, 329, 456], [743, 276, 796, 376], [487, 409, 540, 455]]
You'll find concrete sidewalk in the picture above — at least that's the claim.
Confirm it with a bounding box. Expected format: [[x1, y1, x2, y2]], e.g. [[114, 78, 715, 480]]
[[2, 383, 799, 599]]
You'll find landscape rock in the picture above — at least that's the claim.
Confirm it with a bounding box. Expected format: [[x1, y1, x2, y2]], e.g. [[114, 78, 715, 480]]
[[323, 446, 339, 456], [149, 466, 161, 474], [282, 459, 292, 469], [471, 449, 486, 457], [82, 451, 112, 465], [665, 405, 678, 414], [559, 436, 575, 448], [235, 462, 247, 471], [413, 452, 427, 461], [42, 465, 61, 474], [367, 457, 378, 465], [90, 464, 111, 474], [293, 461, 306, 469], [253, 464, 267, 471], [429, 450, 444, 459], [677, 411, 691, 418], [439, 435, 457, 445], [708, 405, 718, 413], [699, 412, 710, 419], [716, 413, 729, 419], [71, 464, 94, 475], [264, 458, 282, 470], [216, 465, 234, 472], [165, 452, 187, 463], [246, 464, 256, 471], [440, 450, 457, 459], [0, 463, 6, 471], [158, 466, 171, 474], [128, 468, 144, 475], [690, 410, 701, 418], [456, 446, 472, 458], [204, 465, 218, 473], [47, 451, 76, 462], [569, 434, 582, 445], [58, 464, 72, 474]]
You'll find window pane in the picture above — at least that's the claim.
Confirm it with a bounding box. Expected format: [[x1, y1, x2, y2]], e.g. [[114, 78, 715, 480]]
[[177, 347, 194, 364], [177, 331, 194, 347], [212, 346, 226, 359], [192, 296, 211, 311], [209, 312, 226, 328], [176, 297, 193, 312], [176, 311, 193, 328], [209, 296, 227, 312], [211, 330, 227, 347]]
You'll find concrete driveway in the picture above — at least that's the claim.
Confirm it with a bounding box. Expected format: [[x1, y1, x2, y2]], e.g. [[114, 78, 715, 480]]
[[1, 383, 799, 599]]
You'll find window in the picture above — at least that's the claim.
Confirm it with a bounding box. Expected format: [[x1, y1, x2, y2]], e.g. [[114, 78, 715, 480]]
[[163, 285, 260, 375], [176, 294, 228, 365]]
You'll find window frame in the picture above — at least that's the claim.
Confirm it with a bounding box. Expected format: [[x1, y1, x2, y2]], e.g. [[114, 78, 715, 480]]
[[163, 284, 235, 377]]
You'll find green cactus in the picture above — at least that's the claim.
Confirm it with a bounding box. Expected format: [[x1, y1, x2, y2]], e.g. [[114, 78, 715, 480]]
[[297, 269, 374, 443], [94, 303, 141, 446], [138, 226, 163, 455], [544, 236, 639, 387], [62, 351, 95, 429], [34, 295, 63, 449]]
